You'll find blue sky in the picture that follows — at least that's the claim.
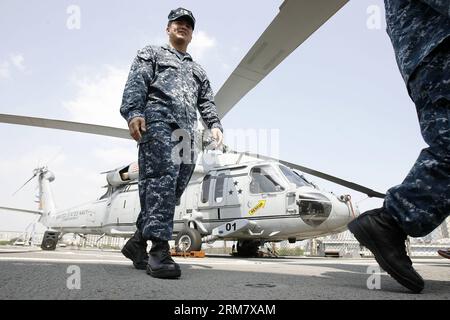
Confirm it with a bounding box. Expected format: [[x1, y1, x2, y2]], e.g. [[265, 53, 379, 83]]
[[0, 0, 426, 232]]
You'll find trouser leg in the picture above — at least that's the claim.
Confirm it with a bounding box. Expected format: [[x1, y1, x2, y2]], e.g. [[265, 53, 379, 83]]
[[139, 174, 178, 241], [136, 123, 198, 241], [384, 45, 450, 237], [136, 122, 180, 241]]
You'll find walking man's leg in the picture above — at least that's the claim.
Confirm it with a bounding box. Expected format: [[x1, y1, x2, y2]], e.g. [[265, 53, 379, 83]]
[[348, 44, 450, 293], [384, 46, 450, 237]]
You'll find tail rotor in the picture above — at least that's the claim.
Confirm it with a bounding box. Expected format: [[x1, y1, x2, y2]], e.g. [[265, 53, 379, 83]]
[[12, 166, 50, 195]]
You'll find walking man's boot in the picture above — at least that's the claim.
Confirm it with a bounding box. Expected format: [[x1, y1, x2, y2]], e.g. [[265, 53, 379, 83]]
[[121, 230, 149, 270], [147, 240, 181, 279], [348, 208, 424, 293]]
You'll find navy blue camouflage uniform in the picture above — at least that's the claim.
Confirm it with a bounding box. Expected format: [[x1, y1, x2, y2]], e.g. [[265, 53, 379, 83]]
[[120, 44, 223, 241], [383, 0, 450, 237]]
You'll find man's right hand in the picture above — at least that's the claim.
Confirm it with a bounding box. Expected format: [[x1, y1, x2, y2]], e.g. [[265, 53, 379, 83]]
[[128, 117, 146, 142]]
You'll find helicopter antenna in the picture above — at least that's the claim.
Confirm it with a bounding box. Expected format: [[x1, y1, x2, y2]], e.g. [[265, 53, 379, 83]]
[[12, 171, 39, 196]]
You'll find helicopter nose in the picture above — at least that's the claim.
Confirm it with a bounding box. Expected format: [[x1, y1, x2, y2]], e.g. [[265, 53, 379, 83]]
[[296, 192, 333, 227]]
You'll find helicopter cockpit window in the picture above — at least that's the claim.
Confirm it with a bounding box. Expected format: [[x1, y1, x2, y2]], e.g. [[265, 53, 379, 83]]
[[250, 166, 285, 194], [279, 165, 311, 187], [214, 173, 226, 203], [201, 174, 211, 203]]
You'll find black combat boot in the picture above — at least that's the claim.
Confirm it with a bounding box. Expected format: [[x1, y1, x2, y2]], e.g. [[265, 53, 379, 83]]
[[121, 230, 149, 270], [348, 208, 424, 293], [146, 240, 181, 279]]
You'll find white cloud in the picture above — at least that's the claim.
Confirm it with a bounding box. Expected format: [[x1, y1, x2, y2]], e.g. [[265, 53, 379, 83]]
[[10, 54, 25, 71], [63, 65, 129, 128], [190, 30, 216, 60]]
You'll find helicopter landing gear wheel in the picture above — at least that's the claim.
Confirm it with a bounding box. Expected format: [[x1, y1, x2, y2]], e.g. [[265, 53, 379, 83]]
[[236, 240, 260, 257], [41, 231, 60, 251], [175, 228, 202, 252]]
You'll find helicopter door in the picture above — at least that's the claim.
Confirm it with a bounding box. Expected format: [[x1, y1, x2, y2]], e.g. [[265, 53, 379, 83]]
[[197, 172, 219, 220], [246, 165, 286, 219], [212, 171, 227, 220], [220, 170, 246, 220]]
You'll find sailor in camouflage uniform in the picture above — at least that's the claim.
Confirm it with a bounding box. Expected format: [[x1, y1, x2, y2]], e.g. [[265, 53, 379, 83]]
[[349, 0, 449, 293], [120, 8, 223, 279]]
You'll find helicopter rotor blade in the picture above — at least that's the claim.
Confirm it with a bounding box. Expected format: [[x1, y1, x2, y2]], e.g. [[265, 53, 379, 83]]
[[279, 159, 386, 199], [215, 0, 349, 119], [1, 114, 385, 198], [229, 150, 386, 199], [0, 113, 131, 140]]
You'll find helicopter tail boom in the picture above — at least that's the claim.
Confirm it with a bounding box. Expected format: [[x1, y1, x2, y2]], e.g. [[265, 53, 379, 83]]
[[36, 168, 56, 224]]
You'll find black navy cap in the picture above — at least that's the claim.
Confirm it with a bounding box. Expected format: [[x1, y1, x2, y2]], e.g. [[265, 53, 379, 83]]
[[168, 7, 195, 30]]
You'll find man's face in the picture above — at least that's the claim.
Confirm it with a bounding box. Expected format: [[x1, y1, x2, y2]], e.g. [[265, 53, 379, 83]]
[[166, 19, 193, 47]]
